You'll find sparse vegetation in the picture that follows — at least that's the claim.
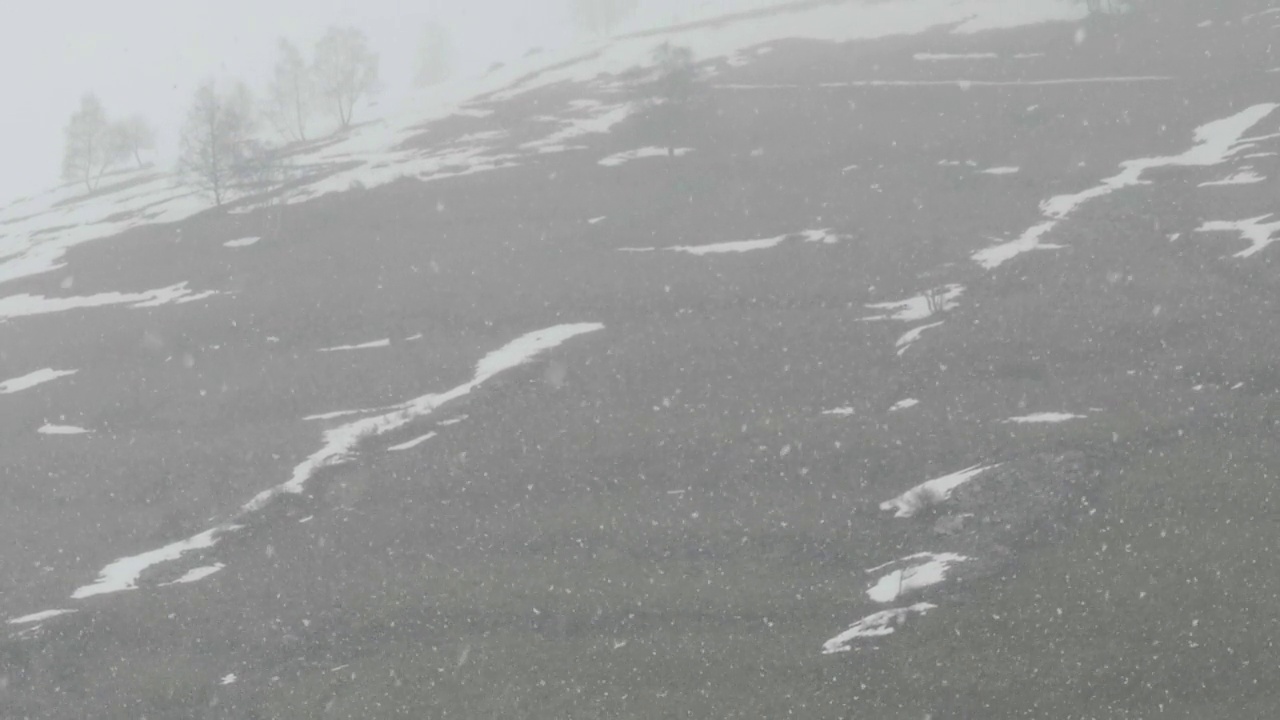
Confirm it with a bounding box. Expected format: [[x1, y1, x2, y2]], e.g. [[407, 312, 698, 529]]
[[313, 26, 380, 129], [61, 94, 126, 191], [267, 38, 316, 142], [178, 80, 263, 207], [923, 286, 949, 316], [112, 115, 156, 169]]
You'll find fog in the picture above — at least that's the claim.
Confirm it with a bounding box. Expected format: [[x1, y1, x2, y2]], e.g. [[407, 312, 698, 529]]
[[0, 0, 785, 206]]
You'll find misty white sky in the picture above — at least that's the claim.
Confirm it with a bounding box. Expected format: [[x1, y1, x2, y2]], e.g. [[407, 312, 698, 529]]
[[0, 0, 780, 206]]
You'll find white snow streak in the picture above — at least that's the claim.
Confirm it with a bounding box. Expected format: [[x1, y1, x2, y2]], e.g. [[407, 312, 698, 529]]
[[1004, 412, 1085, 423], [7, 609, 76, 625], [981, 166, 1021, 175], [69, 326, 598, 602], [1197, 215, 1280, 258], [72, 526, 238, 599], [866, 552, 970, 603], [880, 464, 996, 518], [889, 398, 920, 411], [913, 52, 998, 61], [895, 321, 945, 356], [318, 338, 392, 352], [161, 563, 225, 586], [822, 603, 937, 654], [619, 229, 839, 255], [387, 432, 438, 451], [223, 236, 261, 248], [598, 147, 693, 166], [0, 282, 218, 321], [974, 104, 1277, 268], [1198, 170, 1265, 186], [38, 423, 90, 435], [0, 368, 76, 395]]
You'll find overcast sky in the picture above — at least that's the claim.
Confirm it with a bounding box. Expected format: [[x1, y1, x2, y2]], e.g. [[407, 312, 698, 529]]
[[0, 0, 778, 206]]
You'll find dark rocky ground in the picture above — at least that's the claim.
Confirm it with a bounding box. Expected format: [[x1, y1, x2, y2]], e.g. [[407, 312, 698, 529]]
[[3, 2, 1280, 718]]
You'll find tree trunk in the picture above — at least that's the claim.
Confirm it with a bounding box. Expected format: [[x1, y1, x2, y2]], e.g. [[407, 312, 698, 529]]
[[294, 88, 307, 142]]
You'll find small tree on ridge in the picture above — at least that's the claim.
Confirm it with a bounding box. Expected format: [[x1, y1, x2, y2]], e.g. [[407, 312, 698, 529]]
[[178, 80, 258, 207], [313, 26, 379, 129], [62, 94, 125, 191]]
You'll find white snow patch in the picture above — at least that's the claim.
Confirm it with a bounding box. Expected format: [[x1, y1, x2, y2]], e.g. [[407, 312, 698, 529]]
[[0, 368, 76, 395], [863, 285, 963, 322], [895, 321, 945, 356], [598, 146, 693, 166], [0, 282, 218, 321], [588, 216, 607, 224], [161, 563, 225, 586], [822, 603, 937, 654], [72, 526, 240, 599], [223, 236, 261, 248], [38, 423, 90, 435], [974, 104, 1277, 268], [1004, 412, 1085, 423], [822, 407, 855, 417], [880, 464, 996, 518], [520, 104, 632, 154], [1198, 170, 1265, 186], [621, 229, 839, 255], [723, 76, 1171, 91], [387, 432, 438, 451], [1197, 214, 1280, 258], [303, 405, 397, 421], [438, 415, 467, 426], [913, 52, 998, 61], [889, 398, 920, 411], [981, 166, 1021, 175], [220, 673, 237, 686], [8, 609, 76, 625], [866, 552, 970, 603], [318, 338, 392, 352], [245, 323, 603, 514]]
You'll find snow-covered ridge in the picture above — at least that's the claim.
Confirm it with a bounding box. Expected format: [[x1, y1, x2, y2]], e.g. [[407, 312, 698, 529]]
[[1, 0, 1087, 293]]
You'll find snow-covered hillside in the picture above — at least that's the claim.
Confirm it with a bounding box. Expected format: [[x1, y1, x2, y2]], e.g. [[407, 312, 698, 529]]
[[4, 1, 1280, 718]]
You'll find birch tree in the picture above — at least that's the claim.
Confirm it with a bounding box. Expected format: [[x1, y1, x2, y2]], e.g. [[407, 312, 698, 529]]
[[62, 94, 125, 191], [178, 80, 258, 207], [267, 38, 314, 142], [313, 26, 379, 129]]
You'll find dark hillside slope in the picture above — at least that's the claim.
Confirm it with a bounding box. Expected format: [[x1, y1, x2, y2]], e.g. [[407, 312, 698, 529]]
[[3, 2, 1280, 718]]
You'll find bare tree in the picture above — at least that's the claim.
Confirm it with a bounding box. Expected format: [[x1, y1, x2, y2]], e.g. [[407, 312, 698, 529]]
[[267, 38, 314, 142], [313, 26, 379, 130], [570, 0, 639, 37], [643, 43, 698, 157], [178, 80, 258, 207], [414, 20, 453, 88], [62, 94, 125, 191], [113, 115, 156, 168]]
